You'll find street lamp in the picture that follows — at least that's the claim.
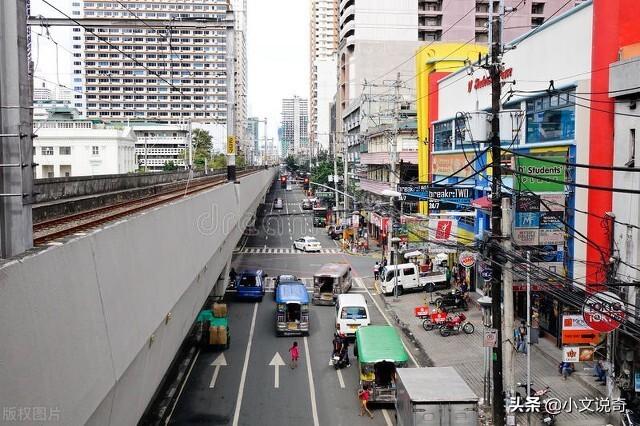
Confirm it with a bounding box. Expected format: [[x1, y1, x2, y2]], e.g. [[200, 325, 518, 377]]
[[478, 296, 493, 408]]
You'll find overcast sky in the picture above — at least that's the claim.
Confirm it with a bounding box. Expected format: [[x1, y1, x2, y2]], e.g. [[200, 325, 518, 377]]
[[30, 0, 310, 146], [247, 0, 310, 142]]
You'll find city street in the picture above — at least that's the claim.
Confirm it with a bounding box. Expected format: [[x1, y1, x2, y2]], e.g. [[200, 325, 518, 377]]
[[167, 181, 415, 425]]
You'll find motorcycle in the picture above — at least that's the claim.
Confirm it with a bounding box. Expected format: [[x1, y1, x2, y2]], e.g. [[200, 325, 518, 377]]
[[331, 351, 350, 369], [439, 313, 474, 336], [515, 382, 556, 425], [422, 310, 448, 331], [434, 289, 468, 311], [622, 409, 640, 426]]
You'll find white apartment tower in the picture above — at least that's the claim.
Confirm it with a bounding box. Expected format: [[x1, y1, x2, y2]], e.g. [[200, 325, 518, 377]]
[[69, 0, 247, 139], [310, 0, 338, 157], [280, 96, 309, 158]]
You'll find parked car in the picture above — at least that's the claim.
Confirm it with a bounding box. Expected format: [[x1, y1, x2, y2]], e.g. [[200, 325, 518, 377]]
[[328, 224, 348, 240], [301, 199, 312, 210], [235, 269, 266, 301], [380, 263, 448, 296], [293, 236, 322, 252], [274, 198, 283, 209]]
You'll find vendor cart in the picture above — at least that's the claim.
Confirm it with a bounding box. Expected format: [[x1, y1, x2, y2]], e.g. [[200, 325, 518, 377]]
[[196, 309, 230, 349], [414, 305, 448, 332]]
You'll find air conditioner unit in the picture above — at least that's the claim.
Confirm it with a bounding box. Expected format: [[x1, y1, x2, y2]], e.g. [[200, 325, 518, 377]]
[[462, 111, 491, 143], [499, 109, 524, 144]]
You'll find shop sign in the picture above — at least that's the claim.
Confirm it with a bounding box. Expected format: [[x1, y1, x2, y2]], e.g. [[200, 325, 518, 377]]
[[481, 268, 493, 281], [513, 228, 539, 246], [516, 195, 540, 212], [432, 153, 474, 177], [539, 211, 564, 229], [562, 346, 580, 363], [467, 67, 513, 93], [539, 228, 565, 244], [635, 372, 640, 393], [397, 184, 473, 211], [561, 314, 602, 346], [540, 193, 565, 212], [515, 156, 566, 193], [515, 212, 539, 228], [428, 244, 457, 254], [459, 251, 476, 268], [370, 212, 383, 228], [484, 328, 498, 348], [582, 292, 626, 332], [351, 214, 360, 228]]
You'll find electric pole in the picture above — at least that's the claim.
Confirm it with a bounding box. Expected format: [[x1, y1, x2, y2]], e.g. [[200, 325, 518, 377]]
[[226, 15, 237, 182], [489, 1, 505, 425]]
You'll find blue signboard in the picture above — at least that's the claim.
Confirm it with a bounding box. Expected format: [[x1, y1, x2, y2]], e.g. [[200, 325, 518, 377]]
[[515, 212, 540, 228], [397, 184, 473, 212]]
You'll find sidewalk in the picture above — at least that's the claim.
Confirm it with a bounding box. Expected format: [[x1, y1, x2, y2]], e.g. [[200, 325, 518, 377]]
[[365, 278, 612, 426]]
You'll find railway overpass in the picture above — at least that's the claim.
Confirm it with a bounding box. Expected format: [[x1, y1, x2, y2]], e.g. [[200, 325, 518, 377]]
[[0, 168, 276, 426]]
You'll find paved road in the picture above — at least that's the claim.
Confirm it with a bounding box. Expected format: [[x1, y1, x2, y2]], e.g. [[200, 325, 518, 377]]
[[168, 179, 410, 426]]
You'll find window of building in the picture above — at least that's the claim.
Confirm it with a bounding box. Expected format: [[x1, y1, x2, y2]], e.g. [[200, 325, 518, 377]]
[[526, 91, 575, 143], [92, 146, 100, 156], [627, 128, 636, 167], [59, 146, 71, 155], [433, 121, 453, 151], [41, 146, 54, 156]]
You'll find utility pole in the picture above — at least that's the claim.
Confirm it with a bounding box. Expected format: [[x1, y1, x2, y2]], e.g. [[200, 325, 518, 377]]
[[489, 1, 505, 424], [502, 196, 515, 424], [342, 131, 348, 213], [333, 138, 339, 220], [0, 0, 34, 258], [187, 119, 193, 172], [263, 117, 268, 166], [226, 13, 237, 182]]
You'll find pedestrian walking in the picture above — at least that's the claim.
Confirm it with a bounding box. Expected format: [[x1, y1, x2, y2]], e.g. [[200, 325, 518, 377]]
[[516, 321, 527, 353], [358, 386, 374, 418], [373, 261, 380, 281], [289, 341, 299, 369]]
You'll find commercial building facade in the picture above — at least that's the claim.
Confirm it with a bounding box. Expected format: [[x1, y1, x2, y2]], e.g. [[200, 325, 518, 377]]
[[310, 0, 338, 157], [33, 109, 136, 178], [280, 96, 309, 158], [129, 122, 189, 171]]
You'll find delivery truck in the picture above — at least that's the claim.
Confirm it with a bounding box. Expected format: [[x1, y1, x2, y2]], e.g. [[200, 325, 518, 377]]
[[395, 367, 478, 426]]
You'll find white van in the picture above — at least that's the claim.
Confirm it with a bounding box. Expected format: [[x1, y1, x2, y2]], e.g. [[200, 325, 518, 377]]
[[335, 294, 370, 337], [380, 263, 421, 295]]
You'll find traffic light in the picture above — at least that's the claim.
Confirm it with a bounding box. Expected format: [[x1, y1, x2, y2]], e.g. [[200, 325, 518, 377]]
[[303, 177, 310, 190], [280, 175, 287, 188]]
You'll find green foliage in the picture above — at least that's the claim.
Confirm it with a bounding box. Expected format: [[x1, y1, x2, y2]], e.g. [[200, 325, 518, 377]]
[[285, 155, 299, 172], [191, 128, 213, 170], [162, 161, 178, 171], [311, 158, 342, 189], [211, 153, 227, 170], [237, 153, 246, 168]]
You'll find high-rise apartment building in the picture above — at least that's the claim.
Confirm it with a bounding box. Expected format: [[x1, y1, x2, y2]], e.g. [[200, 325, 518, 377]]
[[69, 0, 247, 142], [246, 117, 261, 164], [280, 96, 308, 158], [310, 0, 338, 157]]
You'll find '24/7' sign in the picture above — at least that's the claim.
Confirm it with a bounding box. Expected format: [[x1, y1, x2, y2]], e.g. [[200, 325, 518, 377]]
[[397, 184, 473, 211]]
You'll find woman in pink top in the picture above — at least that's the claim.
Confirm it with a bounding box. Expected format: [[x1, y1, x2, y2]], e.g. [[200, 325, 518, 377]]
[[289, 341, 299, 369]]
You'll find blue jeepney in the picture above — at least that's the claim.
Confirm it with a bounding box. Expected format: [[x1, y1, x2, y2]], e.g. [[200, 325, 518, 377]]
[[276, 282, 310, 336], [236, 269, 266, 301]]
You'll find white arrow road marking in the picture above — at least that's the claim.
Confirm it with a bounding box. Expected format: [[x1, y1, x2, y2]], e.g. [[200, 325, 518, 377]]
[[268, 352, 286, 388], [336, 369, 345, 389], [209, 353, 227, 388]]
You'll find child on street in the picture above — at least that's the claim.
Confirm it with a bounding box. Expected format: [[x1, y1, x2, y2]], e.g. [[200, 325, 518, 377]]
[[289, 341, 299, 369], [358, 386, 374, 418]]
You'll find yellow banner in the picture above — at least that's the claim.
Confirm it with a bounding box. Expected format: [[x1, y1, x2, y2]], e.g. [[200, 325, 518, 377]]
[[226, 136, 236, 155]]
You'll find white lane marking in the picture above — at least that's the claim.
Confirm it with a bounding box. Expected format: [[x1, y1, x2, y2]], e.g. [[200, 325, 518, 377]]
[[232, 303, 259, 426], [268, 352, 286, 389], [209, 353, 227, 389], [382, 409, 393, 426], [336, 368, 346, 389], [164, 349, 200, 425], [356, 277, 419, 367], [303, 336, 320, 426]]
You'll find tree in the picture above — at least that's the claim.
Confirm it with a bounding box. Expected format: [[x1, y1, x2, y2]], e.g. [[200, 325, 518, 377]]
[[237, 153, 246, 168], [162, 161, 178, 171], [211, 153, 227, 170], [285, 155, 299, 172], [311, 158, 342, 189], [191, 128, 213, 170]]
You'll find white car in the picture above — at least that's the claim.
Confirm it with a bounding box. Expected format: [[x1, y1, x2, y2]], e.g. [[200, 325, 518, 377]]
[[293, 236, 321, 252]]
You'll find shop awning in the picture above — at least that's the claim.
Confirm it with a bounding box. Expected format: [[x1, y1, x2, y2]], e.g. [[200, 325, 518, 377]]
[[404, 250, 424, 259], [471, 196, 491, 209]]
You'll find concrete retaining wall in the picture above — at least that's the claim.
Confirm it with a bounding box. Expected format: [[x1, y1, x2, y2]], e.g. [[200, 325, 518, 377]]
[[0, 168, 276, 426], [33, 169, 234, 203]]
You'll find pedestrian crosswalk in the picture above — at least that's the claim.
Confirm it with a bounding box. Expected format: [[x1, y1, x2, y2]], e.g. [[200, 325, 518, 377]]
[[235, 247, 339, 255]]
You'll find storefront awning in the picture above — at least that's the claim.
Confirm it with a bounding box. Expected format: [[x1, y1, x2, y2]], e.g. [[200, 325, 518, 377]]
[[471, 196, 491, 209]]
